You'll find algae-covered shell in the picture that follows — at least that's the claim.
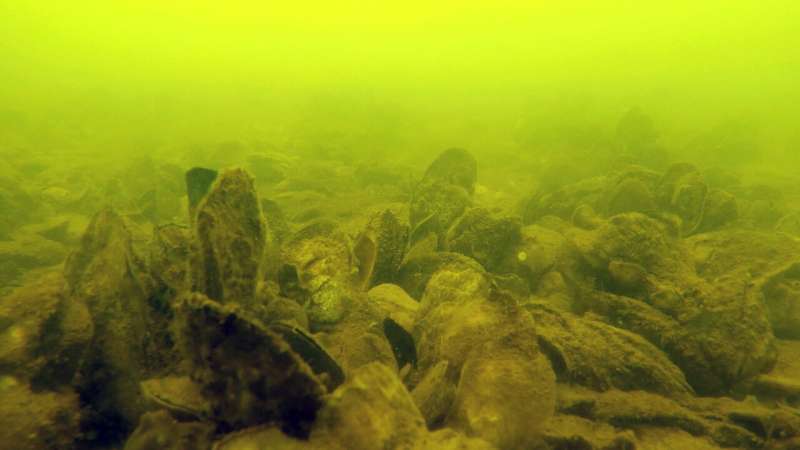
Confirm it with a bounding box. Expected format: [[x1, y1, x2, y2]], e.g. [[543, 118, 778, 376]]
[[421, 148, 478, 195], [176, 293, 328, 438], [656, 163, 708, 235], [353, 209, 408, 290]]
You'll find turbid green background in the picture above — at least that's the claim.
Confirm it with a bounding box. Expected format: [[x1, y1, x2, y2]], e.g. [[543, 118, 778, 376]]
[[1, 1, 798, 163]]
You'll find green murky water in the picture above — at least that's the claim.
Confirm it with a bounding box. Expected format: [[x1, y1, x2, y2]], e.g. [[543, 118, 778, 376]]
[[1, 2, 799, 449]]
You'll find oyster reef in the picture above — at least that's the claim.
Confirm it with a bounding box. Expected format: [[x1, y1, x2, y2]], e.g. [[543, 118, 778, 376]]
[[1, 1, 800, 449]]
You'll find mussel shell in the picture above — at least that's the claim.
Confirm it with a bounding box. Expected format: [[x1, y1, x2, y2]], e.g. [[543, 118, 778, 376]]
[[269, 322, 345, 390]]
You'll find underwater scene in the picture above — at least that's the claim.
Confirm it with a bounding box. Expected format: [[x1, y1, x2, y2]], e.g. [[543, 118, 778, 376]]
[[2, 1, 800, 449]]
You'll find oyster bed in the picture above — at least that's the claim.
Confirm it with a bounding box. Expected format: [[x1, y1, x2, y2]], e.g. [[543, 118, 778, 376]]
[[2, 143, 800, 450]]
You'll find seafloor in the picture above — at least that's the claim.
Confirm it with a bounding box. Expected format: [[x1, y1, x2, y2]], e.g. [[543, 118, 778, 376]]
[[2, 141, 800, 450]]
